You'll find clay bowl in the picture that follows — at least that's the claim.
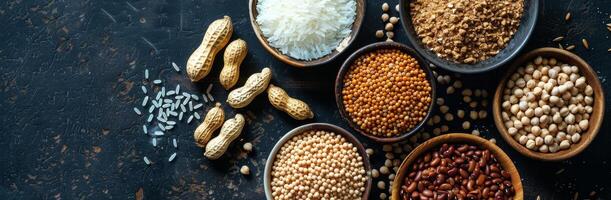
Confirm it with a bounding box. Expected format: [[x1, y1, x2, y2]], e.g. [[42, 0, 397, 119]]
[[492, 47, 605, 161], [263, 123, 372, 199], [391, 133, 524, 200], [248, 0, 366, 67], [398, 0, 539, 73], [335, 41, 437, 143]]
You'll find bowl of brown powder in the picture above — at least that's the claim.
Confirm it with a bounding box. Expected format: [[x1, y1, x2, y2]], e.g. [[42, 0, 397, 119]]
[[399, 0, 539, 73]]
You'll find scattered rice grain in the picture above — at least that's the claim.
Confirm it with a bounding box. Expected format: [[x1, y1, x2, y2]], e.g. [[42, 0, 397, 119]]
[[134, 107, 142, 115], [566, 45, 575, 50], [582, 38, 589, 49], [194, 103, 203, 110], [141, 86, 147, 94], [168, 152, 177, 162], [154, 131, 164, 136], [153, 79, 162, 84], [173, 138, 178, 148], [552, 36, 564, 42], [143, 156, 151, 165], [142, 96, 149, 107], [144, 69, 149, 79], [142, 125, 147, 134], [172, 62, 180, 72], [187, 115, 194, 123], [194, 112, 201, 120]]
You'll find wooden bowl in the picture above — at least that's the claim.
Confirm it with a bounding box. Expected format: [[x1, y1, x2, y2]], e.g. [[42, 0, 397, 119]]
[[391, 133, 524, 200], [248, 0, 366, 67], [492, 47, 605, 161], [263, 123, 372, 199], [398, 0, 539, 73], [335, 42, 437, 143]]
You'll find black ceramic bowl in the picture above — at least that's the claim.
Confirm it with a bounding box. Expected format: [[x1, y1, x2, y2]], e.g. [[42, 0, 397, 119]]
[[398, 0, 539, 73], [335, 41, 437, 143]]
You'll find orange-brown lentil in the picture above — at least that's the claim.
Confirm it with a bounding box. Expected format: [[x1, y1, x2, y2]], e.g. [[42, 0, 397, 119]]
[[342, 49, 432, 137]]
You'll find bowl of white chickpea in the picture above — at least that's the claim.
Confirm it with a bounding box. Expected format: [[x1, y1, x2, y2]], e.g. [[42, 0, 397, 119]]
[[263, 123, 372, 199], [492, 47, 605, 161]]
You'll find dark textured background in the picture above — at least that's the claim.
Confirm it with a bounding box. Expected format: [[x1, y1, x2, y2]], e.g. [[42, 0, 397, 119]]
[[1, 0, 610, 199]]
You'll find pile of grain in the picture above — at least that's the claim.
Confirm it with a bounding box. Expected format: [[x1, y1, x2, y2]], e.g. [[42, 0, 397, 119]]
[[256, 0, 356, 61], [410, 0, 524, 64]]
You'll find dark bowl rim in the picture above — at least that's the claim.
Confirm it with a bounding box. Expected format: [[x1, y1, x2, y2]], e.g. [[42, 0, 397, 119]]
[[248, 0, 366, 68], [335, 41, 437, 143], [263, 123, 372, 200], [398, 0, 540, 74]]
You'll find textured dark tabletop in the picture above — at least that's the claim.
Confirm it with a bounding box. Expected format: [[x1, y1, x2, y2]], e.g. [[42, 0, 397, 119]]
[[1, 0, 610, 199]]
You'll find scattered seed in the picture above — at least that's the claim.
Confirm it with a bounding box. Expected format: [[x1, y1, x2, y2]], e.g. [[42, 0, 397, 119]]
[[243, 142, 253, 151], [207, 94, 215, 102], [143, 156, 151, 165], [556, 168, 565, 174], [172, 62, 180, 72], [608, 48, 611, 52], [202, 94, 209, 103], [386, 31, 394, 39], [147, 114, 154, 122], [166, 90, 175, 96], [376, 30, 384, 38], [142, 96, 149, 107], [240, 165, 250, 175], [134, 107, 142, 115], [566, 45, 576, 50], [168, 152, 177, 162], [142, 125, 148, 134], [558, 43, 564, 49], [382, 2, 389, 12], [152, 138, 157, 147], [187, 115, 194, 123], [173, 138, 178, 148], [582, 38, 589, 49], [178, 112, 184, 120], [564, 12, 571, 21], [141, 86, 147, 94], [395, 4, 400, 12], [144, 69, 149, 79], [153, 80, 162, 84], [552, 36, 564, 42], [189, 101, 193, 111], [381, 13, 389, 22], [193, 112, 201, 120], [154, 131, 164, 136], [193, 103, 203, 110], [389, 17, 399, 24]]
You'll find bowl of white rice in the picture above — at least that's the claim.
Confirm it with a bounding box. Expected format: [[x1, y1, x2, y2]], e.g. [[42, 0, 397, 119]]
[[249, 0, 365, 67]]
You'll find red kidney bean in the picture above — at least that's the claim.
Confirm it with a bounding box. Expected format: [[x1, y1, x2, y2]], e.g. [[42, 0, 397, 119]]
[[400, 143, 515, 200]]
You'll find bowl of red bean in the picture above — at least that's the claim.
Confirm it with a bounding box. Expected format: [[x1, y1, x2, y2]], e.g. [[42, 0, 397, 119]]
[[335, 41, 436, 143], [391, 133, 523, 200]]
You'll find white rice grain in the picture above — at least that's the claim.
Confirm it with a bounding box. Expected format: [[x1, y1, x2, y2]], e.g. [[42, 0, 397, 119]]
[[163, 99, 173, 104], [142, 125, 147, 134], [189, 102, 193, 111], [206, 84, 213, 94], [141, 86, 147, 94], [194, 112, 201, 120], [154, 131, 165, 136], [165, 125, 174, 130], [134, 107, 142, 115], [187, 115, 194, 123], [175, 85, 180, 94], [152, 138, 157, 147], [168, 152, 177, 162], [190, 94, 199, 101], [180, 104, 186, 112], [175, 95, 184, 100], [178, 112, 184, 120], [144, 69, 149, 80], [166, 90, 176, 96], [147, 114, 154, 123], [161, 87, 166, 97], [148, 105, 155, 113], [173, 138, 178, 148], [202, 94, 208, 103], [143, 156, 151, 165], [158, 123, 166, 131], [162, 104, 171, 108], [172, 62, 180, 72], [193, 103, 203, 110], [182, 96, 190, 105], [207, 93, 215, 102], [167, 121, 176, 125], [153, 79, 162, 84], [155, 92, 162, 100], [142, 96, 149, 107]]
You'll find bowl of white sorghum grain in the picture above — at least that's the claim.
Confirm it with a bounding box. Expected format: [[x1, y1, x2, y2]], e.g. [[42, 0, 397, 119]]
[[398, 0, 539, 73], [493, 48, 605, 161], [264, 123, 372, 200]]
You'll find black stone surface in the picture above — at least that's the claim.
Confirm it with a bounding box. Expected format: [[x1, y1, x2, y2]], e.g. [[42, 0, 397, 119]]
[[0, 0, 610, 199]]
